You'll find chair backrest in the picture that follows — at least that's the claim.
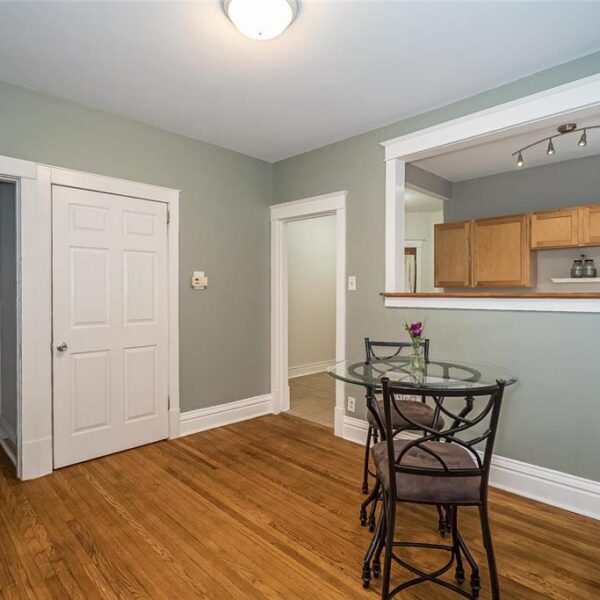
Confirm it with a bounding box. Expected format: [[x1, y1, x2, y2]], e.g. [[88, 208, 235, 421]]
[[381, 377, 506, 501], [364, 337, 430, 364]]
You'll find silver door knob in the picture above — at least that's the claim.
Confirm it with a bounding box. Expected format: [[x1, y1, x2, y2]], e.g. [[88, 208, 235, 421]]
[[56, 342, 68, 352]]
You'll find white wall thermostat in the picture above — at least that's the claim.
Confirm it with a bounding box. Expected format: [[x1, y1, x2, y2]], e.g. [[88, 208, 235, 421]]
[[192, 271, 208, 290]]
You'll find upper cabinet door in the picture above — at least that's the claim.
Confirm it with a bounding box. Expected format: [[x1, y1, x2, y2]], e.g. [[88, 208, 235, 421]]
[[531, 208, 579, 249], [472, 214, 534, 288], [434, 221, 471, 288], [580, 206, 600, 246]]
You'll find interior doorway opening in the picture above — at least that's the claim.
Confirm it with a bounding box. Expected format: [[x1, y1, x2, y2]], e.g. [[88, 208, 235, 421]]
[[0, 180, 19, 468], [287, 215, 336, 428]]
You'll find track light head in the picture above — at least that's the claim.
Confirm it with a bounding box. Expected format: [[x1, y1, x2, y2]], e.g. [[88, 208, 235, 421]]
[[546, 138, 555, 156], [578, 130, 587, 147], [516, 152, 524, 168]]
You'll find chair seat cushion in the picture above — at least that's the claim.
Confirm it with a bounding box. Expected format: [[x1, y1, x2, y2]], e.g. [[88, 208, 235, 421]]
[[371, 439, 480, 504], [367, 399, 444, 431]]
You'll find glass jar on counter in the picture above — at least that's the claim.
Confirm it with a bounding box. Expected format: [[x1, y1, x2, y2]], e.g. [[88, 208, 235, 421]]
[[571, 256, 584, 278], [583, 258, 597, 278]]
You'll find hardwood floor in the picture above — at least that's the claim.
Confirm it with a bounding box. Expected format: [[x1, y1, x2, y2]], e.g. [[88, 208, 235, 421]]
[[288, 372, 335, 428], [0, 415, 598, 599]]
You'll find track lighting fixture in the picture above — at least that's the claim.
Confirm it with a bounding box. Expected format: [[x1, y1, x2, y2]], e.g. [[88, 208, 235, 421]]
[[512, 123, 597, 168]]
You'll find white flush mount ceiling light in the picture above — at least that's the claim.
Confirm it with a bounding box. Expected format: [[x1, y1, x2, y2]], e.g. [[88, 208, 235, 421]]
[[223, 0, 298, 41]]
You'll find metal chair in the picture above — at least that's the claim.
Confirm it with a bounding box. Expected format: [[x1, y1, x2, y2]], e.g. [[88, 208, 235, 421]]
[[361, 338, 432, 496], [361, 338, 450, 536], [370, 377, 506, 599]]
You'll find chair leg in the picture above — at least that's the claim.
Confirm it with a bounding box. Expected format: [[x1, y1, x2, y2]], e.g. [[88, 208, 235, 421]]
[[451, 507, 465, 585], [381, 493, 396, 600], [360, 478, 380, 527], [362, 505, 384, 589], [436, 504, 446, 537], [372, 506, 387, 579], [368, 487, 379, 532], [362, 426, 373, 494], [479, 502, 500, 600]]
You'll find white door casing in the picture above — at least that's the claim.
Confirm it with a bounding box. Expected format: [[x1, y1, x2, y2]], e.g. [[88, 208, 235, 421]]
[[52, 186, 169, 468], [270, 191, 347, 438]]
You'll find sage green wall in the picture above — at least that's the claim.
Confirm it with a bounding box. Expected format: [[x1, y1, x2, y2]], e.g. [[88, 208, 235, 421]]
[[449, 153, 600, 221], [273, 52, 600, 481], [0, 80, 271, 413]]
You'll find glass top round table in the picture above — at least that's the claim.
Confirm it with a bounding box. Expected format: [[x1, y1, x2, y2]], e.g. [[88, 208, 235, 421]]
[[326, 357, 517, 391]]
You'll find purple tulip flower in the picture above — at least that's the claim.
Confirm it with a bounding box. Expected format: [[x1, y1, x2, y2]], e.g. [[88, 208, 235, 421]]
[[408, 321, 423, 338]]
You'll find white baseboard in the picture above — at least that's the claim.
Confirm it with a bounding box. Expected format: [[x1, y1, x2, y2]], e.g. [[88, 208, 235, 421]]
[[288, 360, 332, 379], [490, 455, 600, 521], [179, 394, 273, 437], [21, 436, 53, 480], [342, 416, 600, 521]]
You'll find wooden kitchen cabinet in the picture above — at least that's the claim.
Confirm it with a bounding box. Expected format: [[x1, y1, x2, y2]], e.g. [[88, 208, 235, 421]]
[[434, 221, 471, 288], [579, 205, 600, 246], [531, 208, 579, 249], [472, 214, 534, 287]]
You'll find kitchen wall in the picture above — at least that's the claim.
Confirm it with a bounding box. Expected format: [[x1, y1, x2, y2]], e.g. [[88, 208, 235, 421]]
[[272, 52, 600, 481], [0, 80, 271, 414], [449, 153, 600, 220], [0, 182, 18, 451], [288, 216, 336, 373], [448, 153, 600, 291]]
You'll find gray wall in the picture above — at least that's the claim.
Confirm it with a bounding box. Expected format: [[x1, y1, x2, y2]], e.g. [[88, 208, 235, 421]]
[[273, 52, 600, 481], [288, 216, 336, 370], [449, 153, 600, 220], [0, 80, 271, 413], [0, 182, 17, 444]]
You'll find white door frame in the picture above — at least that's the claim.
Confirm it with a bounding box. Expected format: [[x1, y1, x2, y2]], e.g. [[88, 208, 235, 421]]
[[270, 191, 347, 437], [0, 154, 180, 479]]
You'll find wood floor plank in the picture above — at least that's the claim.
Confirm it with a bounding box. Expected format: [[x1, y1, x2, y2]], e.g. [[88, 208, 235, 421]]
[[0, 414, 598, 599]]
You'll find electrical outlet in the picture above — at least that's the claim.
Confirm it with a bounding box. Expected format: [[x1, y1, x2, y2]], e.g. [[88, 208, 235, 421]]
[[347, 397, 356, 413]]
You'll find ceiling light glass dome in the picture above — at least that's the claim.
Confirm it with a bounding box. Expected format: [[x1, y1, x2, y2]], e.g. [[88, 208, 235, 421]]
[[224, 0, 299, 41]]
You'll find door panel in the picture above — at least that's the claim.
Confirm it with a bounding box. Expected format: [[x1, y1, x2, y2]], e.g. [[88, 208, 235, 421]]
[[71, 248, 110, 327], [124, 346, 157, 422], [124, 250, 156, 323], [53, 185, 168, 468], [71, 350, 111, 433]]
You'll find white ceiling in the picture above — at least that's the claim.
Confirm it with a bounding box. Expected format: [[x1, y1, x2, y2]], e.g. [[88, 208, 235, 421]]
[[415, 108, 600, 181], [0, 1, 600, 162]]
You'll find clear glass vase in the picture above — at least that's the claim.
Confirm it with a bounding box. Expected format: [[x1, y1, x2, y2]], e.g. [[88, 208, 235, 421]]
[[409, 345, 425, 372]]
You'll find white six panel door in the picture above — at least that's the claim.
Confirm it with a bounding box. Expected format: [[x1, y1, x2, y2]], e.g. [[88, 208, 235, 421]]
[[52, 186, 169, 468]]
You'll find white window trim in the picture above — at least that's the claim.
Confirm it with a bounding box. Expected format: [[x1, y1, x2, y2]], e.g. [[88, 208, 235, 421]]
[[0, 154, 180, 480], [380, 73, 600, 313], [270, 191, 347, 438]]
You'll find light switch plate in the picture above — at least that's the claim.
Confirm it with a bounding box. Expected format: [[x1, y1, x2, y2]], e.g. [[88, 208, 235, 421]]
[[192, 271, 208, 290], [348, 275, 357, 291]]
